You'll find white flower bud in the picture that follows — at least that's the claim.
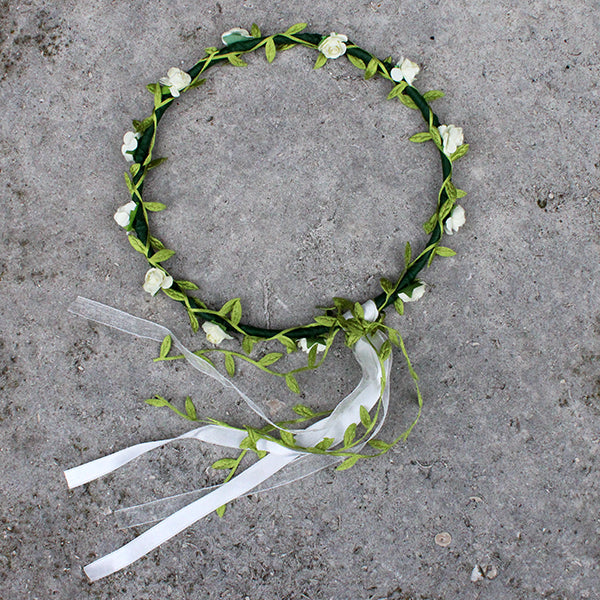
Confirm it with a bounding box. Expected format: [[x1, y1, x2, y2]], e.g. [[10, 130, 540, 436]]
[[202, 322, 234, 345], [318, 33, 348, 59], [143, 268, 173, 296], [159, 67, 192, 98], [444, 205, 466, 235]]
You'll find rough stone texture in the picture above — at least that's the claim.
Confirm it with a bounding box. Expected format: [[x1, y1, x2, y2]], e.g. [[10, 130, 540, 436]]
[[1, 1, 599, 599]]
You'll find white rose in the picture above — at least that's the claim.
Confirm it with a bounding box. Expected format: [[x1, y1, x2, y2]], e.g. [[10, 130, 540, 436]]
[[202, 322, 233, 345], [121, 131, 141, 162], [159, 67, 192, 98], [390, 57, 420, 85], [438, 124, 464, 157], [444, 205, 466, 235], [318, 32, 348, 59], [221, 27, 252, 45], [297, 338, 327, 353], [113, 200, 137, 228], [398, 282, 426, 302], [143, 267, 174, 296]]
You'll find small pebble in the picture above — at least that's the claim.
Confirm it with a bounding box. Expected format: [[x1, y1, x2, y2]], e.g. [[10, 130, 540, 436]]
[[471, 565, 484, 582], [486, 565, 498, 579], [435, 532, 452, 547]]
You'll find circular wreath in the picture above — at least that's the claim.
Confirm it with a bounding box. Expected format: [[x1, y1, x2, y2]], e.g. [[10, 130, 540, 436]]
[[114, 24, 468, 386]]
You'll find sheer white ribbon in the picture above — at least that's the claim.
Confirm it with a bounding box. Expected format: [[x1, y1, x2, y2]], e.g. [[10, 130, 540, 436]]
[[65, 297, 391, 581]]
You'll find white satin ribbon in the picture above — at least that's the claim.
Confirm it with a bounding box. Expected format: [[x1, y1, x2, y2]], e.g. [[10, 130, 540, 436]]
[[65, 297, 391, 581]]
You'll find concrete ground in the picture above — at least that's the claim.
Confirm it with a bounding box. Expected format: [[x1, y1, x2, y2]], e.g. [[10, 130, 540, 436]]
[[1, 1, 599, 598]]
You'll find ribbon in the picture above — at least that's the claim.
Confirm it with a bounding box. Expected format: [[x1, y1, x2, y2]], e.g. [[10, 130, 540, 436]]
[[65, 297, 391, 581]]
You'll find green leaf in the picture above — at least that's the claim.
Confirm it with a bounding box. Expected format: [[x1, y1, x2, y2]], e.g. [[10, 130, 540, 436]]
[[285, 373, 300, 394], [128, 235, 148, 255], [314, 315, 337, 327], [398, 93, 419, 110], [251, 23, 261, 37], [352, 302, 364, 320], [284, 22, 307, 35], [205, 47, 218, 55], [176, 280, 199, 290], [409, 132, 433, 143], [146, 82, 159, 95], [185, 396, 197, 420], [129, 163, 140, 177], [364, 57, 378, 79], [280, 430, 295, 446], [219, 298, 240, 317], [265, 38, 276, 63], [456, 188, 467, 199], [188, 309, 199, 333], [153, 81, 163, 107], [343, 423, 357, 447], [225, 354, 235, 376], [227, 54, 247, 67], [379, 340, 392, 361], [146, 157, 168, 170], [216, 504, 226, 518], [429, 126, 442, 147], [315, 437, 334, 451], [380, 278, 395, 295], [303, 343, 316, 368], [230, 299, 242, 326], [360, 405, 371, 429], [212, 458, 238, 470], [333, 297, 354, 313], [148, 236, 165, 250], [404, 241, 412, 267], [423, 90, 445, 102], [368, 439, 391, 451], [450, 143, 469, 162], [387, 81, 407, 99], [336, 455, 359, 471], [124, 171, 135, 194], [293, 404, 315, 418], [145, 396, 169, 407], [159, 335, 172, 358], [276, 335, 297, 353], [259, 352, 283, 367], [133, 116, 154, 133], [314, 52, 327, 69], [143, 202, 167, 212], [187, 77, 206, 90], [162, 288, 187, 302], [394, 297, 404, 316], [435, 246, 457, 257], [347, 53, 366, 70], [242, 335, 257, 354], [388, 328, 400, 347], [423, 212, 438, 234], [150, 249, 175, 263]]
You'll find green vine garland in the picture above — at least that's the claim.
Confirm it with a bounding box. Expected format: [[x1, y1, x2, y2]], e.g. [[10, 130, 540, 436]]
[[116, 23, 468, 395]]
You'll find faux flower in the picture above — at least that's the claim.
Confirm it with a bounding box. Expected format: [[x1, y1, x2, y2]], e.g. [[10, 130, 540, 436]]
[[438, 124, 464, 157], [318, 32, 348, 59], [390, 57, 420, 85], [113, 200, 137, 228], [221, 27, 253, 45], [121, 131, 141, 162], [159, 67, 192, 98], [202, 322, 233, 345], [398, 282, 426, 302], [143, 268, 173, 296], [297, 338, 327, 353], [444, 205, 466, 235]]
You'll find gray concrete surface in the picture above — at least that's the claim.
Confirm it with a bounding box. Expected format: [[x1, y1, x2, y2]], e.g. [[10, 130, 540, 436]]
[[1, 1, 599, 598]]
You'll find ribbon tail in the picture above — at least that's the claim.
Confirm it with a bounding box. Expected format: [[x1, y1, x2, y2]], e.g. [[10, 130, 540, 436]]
[[83, 451, 298, 581]]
